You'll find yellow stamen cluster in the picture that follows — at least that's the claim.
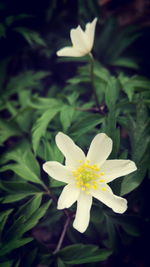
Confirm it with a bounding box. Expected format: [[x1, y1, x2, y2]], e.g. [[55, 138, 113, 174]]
[[72, 160, 106, 193]]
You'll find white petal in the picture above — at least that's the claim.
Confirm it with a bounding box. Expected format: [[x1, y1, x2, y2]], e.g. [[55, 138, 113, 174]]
[[91, 184, 127, 214], [56, 46, 85, 57], [85, 18, 97, 51], [101, 160, 137, 183], [57, 184, 80, 209], [70, 26, 89, 53], [55, 132, 85, 168], [73, 193, 92, 233], [86, 133, 112, 167], [43, 161, 73, 183]]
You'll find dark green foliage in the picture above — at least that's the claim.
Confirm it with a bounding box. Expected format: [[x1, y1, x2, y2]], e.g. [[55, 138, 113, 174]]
[[57, 244, 112, 264], [0, 0, 149, 266]]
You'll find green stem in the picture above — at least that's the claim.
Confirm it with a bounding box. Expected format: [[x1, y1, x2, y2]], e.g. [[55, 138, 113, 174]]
[[89, 53, 101, 112], [53, 216, 70, 254]]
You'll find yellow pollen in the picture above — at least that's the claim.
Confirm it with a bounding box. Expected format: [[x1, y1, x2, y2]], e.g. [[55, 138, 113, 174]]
[[99, 179, 106, 183], [72, 160, 105, 192], [81, 187, 85, 191], [101, 187, 106, 192]]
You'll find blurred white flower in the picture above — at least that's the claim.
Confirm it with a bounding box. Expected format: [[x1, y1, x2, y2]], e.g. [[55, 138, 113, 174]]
[[43, 132, 137, 233], [56, 18, 97, 57]]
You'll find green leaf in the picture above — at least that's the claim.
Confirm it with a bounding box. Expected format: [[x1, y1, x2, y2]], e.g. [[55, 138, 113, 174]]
[[3, 216, 25, 241], [16, 194, 42, 220], [58, 244, 112, 264], [0, 181, 41, 193], [3, 71, 50, 99], [32, 108, 60, 153], [0, 119, 21, 145], [29, 97, 61, 110], [120, 155, 149, 195], [107, 32, 141, 61], [22, 248, 38, 267], [50, 179, 65, 188], [57, 258, 66, 267], [105, 77, 119, 110], [0, 162, 41, 184], [14, 27, 46, 47], [1, 142, 41, 184], [0, 238, 33, 256], [111, 215, 141, 237], [119, 101, 149, 195], [0, 209, 13, 234], [94, 61, 111, 83], [4, 199, 51, 243], [105, 215, 118, 250], [20, 199, 52, 234], [13, 259, 21, 267], [5, 14, 32, 26], [70, 114, 104, 139], [67, 76, 89, 85], [110, 57, 139, 70], [102, 111, 120, 158], [60, 105, 75, 131], [1, 193, 38, 203]]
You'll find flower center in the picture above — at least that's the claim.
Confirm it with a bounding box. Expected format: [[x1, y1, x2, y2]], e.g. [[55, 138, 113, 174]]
[[72, 160, 105, 193]]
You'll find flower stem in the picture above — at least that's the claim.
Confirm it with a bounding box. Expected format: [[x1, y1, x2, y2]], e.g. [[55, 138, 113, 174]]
[[53, 216, 70, 254], [89, 53, 101, 113]]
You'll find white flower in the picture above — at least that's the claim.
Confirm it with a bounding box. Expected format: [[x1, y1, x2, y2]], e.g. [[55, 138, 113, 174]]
[[43, 132, 137, 233], [56, 18, 97, 57]]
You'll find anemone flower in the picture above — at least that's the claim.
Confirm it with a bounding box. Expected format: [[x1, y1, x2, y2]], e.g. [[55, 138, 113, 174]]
[[56, 18, 97, 57], [43, 132, 137, 233]]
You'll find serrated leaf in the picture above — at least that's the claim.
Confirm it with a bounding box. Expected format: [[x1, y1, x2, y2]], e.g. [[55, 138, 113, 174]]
[[16, 194, 42, 220], [102, 111, 120, 158], [70, 114, 104, 139], [32, 108, 60, 153], [60, 105, 75, 131], [20, 199, 52, 234], [0, 237, 33, 256], [94, 61, 111, 83], [4, 216, 25, 241], [3, 71, 50, 99], [58, 244, 112, 264], [0, 162, 41, 184], [3, 199, 50, 242], [0, 118, 21, 145], [105, 77, 119, 110], [1, 142, 41, 184]]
